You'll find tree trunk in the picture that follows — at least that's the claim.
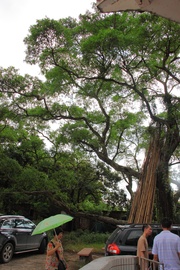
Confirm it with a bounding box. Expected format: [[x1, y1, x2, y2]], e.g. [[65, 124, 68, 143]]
[[156, 160, 174, 220], [128, 131, 161, 223], [128, 122, 177, 223]]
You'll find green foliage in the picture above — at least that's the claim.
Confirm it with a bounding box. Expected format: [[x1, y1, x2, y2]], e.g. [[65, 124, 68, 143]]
[[63, 230, 109, 252], [16, 167, 49, 191], [49, 154, 104, 210], [79, 200, 111, 213], [0, 9, 179, 222], [0, 153, 22, 188]]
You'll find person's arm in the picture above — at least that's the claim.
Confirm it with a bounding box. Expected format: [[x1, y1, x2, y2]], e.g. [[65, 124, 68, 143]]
[[140, 250, 146, 258], [177, 237, 180, 259], [153, 254, 158, 262], [47, 242, 61, 256], [152, 237, 158, 260]]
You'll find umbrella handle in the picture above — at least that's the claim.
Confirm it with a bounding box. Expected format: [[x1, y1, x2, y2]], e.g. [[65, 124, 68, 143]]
[[54, 229, 59, 242]]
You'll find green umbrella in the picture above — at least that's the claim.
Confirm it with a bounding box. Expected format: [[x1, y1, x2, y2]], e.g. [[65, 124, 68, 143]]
[[32, 214, 73, 235]]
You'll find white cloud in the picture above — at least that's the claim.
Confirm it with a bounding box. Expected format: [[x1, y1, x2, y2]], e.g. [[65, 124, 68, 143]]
[[0, 0, 94, 76]]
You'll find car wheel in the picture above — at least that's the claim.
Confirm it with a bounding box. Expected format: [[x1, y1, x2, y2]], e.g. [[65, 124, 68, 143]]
[[39, 238, 47, 254], [0, 242, 14, 263]]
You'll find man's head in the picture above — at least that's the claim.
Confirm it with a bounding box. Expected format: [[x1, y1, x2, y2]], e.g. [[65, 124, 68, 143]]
[[142, 224, 152, 237], [161, 217, 172, 230]]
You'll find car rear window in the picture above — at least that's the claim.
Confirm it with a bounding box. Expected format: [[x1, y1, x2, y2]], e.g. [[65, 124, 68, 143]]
[[124, 228, 161, 247], [107, 227, 123, 243], [0, 219, 16, 229], [124, 229, 142, 246], [0, 220, 4, 227]]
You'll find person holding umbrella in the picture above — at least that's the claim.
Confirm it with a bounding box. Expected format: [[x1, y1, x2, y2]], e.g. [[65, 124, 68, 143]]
[[32, 214, 73, 269], [45, 227, 67, 270]]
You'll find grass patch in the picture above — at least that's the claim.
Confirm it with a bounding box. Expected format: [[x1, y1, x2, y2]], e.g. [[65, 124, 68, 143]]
[[65, 241, 104, 253], [63, 229, 109, 253]]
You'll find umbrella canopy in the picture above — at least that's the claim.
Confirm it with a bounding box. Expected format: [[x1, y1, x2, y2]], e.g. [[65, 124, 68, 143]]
[[32, 214, 73, 236], [96, 0, 180, 23]]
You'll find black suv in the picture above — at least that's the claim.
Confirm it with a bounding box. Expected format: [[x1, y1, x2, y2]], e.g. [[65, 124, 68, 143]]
[[0, 215, 48, 263], [105, 224, 180, 257]]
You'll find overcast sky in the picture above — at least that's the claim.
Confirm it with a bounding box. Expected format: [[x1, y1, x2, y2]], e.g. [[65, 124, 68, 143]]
[[0, 0, 94, 76]]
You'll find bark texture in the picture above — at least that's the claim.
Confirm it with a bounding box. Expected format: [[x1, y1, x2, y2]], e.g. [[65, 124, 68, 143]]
[[128, 131, 161, 223]]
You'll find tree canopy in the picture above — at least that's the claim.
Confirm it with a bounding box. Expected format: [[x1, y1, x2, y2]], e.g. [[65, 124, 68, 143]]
[[0, 10, 179, 222]]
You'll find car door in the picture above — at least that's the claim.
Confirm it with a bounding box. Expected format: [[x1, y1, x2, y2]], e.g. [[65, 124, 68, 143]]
[[14, 218, 29, 251], [24, 218, 41, 250]]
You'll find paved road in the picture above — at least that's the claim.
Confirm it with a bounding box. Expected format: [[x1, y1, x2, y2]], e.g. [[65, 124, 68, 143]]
[[0, 252, 45, 270], [0, 250, 89, 270], [0, 250, 102, 269]]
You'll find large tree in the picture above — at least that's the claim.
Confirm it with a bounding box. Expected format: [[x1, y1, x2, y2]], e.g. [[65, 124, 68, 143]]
[[0, 11, 179, 222]]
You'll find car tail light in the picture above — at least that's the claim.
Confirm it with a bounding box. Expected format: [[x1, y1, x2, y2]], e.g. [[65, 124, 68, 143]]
[[107, 243, 120, 255]]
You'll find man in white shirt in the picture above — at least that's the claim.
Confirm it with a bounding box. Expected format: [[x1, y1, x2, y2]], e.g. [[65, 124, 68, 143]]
[[152, 217, 180, 270]]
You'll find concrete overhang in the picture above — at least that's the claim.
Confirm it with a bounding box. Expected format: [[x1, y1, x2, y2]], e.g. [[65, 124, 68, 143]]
[[96, 0, 180, 23]]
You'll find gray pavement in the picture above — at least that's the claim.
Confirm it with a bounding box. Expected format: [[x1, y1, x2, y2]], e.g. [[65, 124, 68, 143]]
[[0, 252, 45, 270]]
